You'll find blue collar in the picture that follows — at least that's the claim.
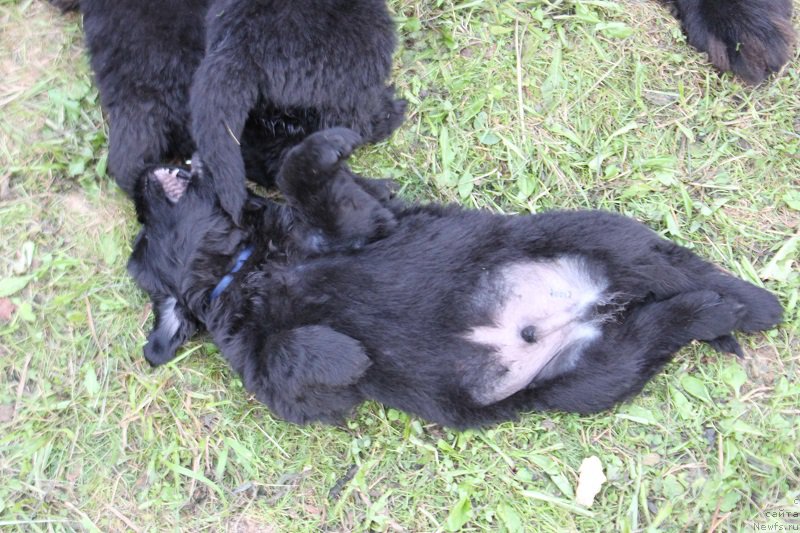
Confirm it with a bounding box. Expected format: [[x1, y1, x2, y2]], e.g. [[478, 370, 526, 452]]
[[209, 246, 254, 301]]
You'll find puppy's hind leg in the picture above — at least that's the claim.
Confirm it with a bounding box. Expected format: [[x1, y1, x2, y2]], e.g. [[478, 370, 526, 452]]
[[656, 245, 783, 346], [684, 273, 780, 362], [697, 270, 782, 335], [241, 326, 371, 424], [512, 290, 741, 414]]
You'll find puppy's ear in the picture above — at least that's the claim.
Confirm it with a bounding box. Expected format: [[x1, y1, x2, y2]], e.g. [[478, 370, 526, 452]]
[[143, 297, 197, 367]]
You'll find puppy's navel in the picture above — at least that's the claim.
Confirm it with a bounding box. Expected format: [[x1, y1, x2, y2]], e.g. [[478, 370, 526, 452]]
[[520, 325, 537, 343], [465, 257, 606, 405]]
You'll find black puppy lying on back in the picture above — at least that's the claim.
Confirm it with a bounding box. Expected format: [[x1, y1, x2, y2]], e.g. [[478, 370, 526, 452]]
[[128, 128, 782, 428]]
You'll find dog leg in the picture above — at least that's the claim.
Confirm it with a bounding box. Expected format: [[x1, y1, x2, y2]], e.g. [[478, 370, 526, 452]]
[[665, 0, 795, 83], [190, 51, 259, 222], [277, 128, 397, 251], [645, 238, 783, 337], [279, 127, 363, 185], [239, 326, 371, 424], [515, 289, 744, 414], [368, 85, 408, 143], [322, 84, 407, 145]]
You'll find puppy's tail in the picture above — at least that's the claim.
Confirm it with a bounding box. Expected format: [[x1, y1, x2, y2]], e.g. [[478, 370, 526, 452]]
[[190, 49, 260, 223]]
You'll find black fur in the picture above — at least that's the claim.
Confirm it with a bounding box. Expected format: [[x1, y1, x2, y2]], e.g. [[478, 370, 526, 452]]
[[50, 0, 794, 198], [75, 0, 210, 196], [191, 0, 406, 220], [662, 0, 795, 83], [53, 0, 404, 203], [127, 128, 782, 428]]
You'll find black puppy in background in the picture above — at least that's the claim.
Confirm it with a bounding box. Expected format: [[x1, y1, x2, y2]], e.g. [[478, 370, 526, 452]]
[[50, 0, 794, 204], [49, 0, 404, 204], [190, 0, 405, 220], [127, 128, 781, 428]]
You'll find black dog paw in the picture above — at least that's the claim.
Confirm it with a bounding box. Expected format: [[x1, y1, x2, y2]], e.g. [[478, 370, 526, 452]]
[[678, 0, 796, 83], [682, 290, 742, 341], [247, 326, 370, 424], [729, 281, 783, 333], [706, 334, 745, 358], [300, 127, 363, 174], [188, 152, 248, 224]]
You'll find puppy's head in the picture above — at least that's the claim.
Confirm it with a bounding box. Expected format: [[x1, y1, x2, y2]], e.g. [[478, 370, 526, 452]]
[[128, 165, 246, 366]]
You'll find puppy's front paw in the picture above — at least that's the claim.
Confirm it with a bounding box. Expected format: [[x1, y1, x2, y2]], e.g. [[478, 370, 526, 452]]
[[682, 290, 740, 341], [289, 127, 363, 176], [313, 127, 363, 170], [368, 96, 407, 142], [705, 334, 744, 358]]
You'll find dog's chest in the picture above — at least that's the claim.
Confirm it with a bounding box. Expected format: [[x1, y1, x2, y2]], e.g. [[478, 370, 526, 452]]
[[465, 256, 609, 404]]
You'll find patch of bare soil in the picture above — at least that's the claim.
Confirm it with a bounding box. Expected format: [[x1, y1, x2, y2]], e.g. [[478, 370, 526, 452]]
[[744, 339, 797, 390], [0, 2, 76, 103], [0, 2, 82, 169]]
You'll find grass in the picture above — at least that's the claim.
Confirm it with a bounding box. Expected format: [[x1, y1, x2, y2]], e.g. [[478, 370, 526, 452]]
[[1, 0, 798, 530]]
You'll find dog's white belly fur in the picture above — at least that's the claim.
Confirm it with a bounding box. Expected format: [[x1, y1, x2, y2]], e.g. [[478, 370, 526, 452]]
[[465, 257, 607, 404]]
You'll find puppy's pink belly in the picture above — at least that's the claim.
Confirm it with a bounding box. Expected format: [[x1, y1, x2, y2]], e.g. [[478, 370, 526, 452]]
[[464, 257, 607, 405]]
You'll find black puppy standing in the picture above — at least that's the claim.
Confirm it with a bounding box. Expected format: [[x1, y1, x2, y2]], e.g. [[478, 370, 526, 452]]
[[51, 0, 404, 204], [52, 0, 794, 210], [128, 129, 782, 428]]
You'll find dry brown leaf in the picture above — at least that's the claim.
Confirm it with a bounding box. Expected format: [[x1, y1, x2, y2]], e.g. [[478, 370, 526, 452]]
[[0, 404, 14, 423], [0, 298, 16, 322]]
